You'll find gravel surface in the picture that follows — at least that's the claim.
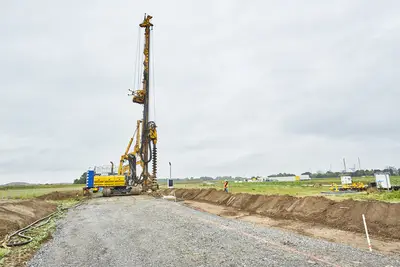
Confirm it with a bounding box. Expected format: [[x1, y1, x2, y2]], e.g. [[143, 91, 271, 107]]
[[28, 196, 400, 267]]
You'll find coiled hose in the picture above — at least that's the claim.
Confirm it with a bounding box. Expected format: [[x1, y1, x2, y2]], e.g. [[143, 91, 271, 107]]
[[2, 201, 84, 247]]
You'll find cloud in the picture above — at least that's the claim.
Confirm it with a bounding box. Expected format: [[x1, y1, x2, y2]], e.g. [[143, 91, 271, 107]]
[[1, 0, 400, 184]]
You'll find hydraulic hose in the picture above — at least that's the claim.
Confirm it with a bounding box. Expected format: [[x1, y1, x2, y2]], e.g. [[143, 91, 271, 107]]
[[2, 201, 84, 247]]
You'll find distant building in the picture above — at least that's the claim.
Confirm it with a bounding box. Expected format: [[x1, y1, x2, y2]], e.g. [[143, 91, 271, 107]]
[[270, 176, 297, 182], [244, 174, 311, 182], [299, 175, 311, 180]]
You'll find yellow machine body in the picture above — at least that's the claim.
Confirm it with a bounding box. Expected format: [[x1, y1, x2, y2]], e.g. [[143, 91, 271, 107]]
[[94, 175, 126, 187]]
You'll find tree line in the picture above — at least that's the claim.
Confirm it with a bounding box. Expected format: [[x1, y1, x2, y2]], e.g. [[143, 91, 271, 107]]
[[300, 168, 399, 178], [267, 173, 296, 178], [74, 167, 400, 184], [73, 172, 87, 184]]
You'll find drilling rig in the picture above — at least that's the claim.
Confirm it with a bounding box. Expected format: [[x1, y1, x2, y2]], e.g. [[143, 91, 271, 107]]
[[85, 14, 159, 196]]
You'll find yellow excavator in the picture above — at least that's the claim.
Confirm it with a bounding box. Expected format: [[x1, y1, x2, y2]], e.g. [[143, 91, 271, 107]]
[[85, 14, 159, 197]]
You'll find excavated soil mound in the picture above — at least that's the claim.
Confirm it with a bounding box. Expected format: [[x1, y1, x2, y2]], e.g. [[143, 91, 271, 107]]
[[0, 199, 57, 240], [37, 190, 82, 201], [159, 188, 400, 240]]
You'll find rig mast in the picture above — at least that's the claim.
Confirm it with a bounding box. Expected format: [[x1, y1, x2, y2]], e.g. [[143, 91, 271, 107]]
[[130, 14, 158, 191]]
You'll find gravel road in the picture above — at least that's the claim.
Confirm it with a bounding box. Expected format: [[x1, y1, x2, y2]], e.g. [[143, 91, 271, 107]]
[[29, 196, 400, 267]]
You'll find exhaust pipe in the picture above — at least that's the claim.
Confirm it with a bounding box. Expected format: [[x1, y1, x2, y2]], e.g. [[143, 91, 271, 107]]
[[110, 161, 114, 174]]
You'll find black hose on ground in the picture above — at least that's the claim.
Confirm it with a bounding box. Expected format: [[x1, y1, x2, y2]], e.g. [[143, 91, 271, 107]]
[[2, 201, 84, 247]]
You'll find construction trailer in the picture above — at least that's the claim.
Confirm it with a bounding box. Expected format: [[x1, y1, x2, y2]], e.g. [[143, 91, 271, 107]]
[[84, 14, 159, 197]]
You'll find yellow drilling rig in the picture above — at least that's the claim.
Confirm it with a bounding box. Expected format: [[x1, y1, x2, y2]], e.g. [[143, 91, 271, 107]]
[[85, 14, 159, 197]]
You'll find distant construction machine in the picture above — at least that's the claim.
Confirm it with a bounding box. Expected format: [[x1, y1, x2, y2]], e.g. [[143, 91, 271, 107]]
[[85, 14, 159, 197]]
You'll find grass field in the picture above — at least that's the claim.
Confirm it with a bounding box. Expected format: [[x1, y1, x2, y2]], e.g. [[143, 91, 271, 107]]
[[0, 184, 83, 199], [160, 176, 400, 202], [2, 176, 400, 202]]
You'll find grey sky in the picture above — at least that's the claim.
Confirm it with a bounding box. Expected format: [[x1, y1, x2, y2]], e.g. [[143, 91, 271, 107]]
[[1, 1, 400, 183]]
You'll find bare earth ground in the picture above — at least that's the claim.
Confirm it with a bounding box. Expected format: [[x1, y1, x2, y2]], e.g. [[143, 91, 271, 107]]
[[184, 200, 400, 255], [157, 188, 400, 240], [28, 196, 400, 267], [0, 191, 82, 240], [0, 200, 57, 240]]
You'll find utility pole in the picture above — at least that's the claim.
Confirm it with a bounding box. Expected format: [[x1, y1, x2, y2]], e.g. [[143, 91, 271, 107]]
[[358, 157, 361, 170], [343, 158, 347, 173], [168, 162, 172, 187]]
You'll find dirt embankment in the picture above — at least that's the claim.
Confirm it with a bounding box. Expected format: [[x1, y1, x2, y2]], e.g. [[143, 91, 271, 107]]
[[0, 190, 83, 240], [0, 200, 57, 240], [37, 190, 82, 201], [158, 188, 400, 240]]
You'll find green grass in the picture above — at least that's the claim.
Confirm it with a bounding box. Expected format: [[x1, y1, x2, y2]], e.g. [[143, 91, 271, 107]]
[[307, 176, 400, 185], [0, 184, 83, 199], [0, 248, 10, 260], [161, 176, 400, 202], [166, 181, 322, 196], [0, 214, 56, 266], [329, 189, 400, 202], [0, 184, 81, 190]]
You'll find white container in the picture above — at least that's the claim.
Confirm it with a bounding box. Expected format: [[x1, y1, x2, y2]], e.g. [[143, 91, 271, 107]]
[[374, 173, 391, 189], [341, 176, 352, 185]]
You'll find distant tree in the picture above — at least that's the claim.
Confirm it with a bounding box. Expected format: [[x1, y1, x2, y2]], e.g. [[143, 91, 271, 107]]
[[385, 166, 398, 175], [200, 176, 214, 181], [382, 167, 398, 175], [310, 171, 340, 179], [268, 173, 295, 177], [301, 172, 312, 176], [215, 176, 232, 180], [73, 172, 87, 184]]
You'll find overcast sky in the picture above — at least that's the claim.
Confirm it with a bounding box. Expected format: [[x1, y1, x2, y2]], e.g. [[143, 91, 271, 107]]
[[1, 1, 400, 184]]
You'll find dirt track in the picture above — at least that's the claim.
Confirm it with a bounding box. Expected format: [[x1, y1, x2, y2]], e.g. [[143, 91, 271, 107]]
[[28, 195, 400, 267], [157, 188, 400, 240]]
